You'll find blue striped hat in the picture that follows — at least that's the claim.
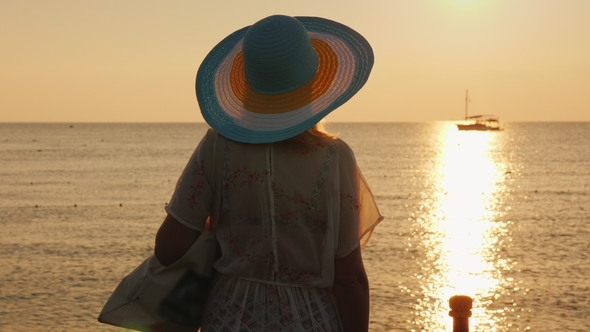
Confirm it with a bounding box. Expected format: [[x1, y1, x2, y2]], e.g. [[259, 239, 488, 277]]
[[196, 15, 374, 144]]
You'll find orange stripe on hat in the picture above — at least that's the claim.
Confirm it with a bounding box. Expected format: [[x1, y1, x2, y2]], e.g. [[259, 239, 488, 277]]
[[229, 39, 338, 114]]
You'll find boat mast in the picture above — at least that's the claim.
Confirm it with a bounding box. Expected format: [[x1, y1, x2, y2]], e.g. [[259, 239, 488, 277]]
[[464, 89, 469, 120]]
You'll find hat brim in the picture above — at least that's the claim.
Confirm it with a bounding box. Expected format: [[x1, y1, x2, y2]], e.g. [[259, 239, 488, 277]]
[[196, 16, 374, 144]]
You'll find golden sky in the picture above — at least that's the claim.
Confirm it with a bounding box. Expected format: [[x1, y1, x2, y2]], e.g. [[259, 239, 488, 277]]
[[2, 0, 589, 122]]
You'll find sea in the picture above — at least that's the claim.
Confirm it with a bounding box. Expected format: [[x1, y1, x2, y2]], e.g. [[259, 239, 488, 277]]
[[0, 122, 588, 332]]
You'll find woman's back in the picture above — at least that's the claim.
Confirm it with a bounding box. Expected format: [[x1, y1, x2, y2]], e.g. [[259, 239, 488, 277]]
[[187, 135, 377, 331], [217, 137, 337, 286], [212, 136, 378, 288]]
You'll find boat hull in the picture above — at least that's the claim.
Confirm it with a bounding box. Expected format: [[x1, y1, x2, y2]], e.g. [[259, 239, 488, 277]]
[[456, 124, 501, 131]]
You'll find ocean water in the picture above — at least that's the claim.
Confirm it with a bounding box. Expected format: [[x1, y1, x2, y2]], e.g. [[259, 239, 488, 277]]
[[0, 122, 588, 331]]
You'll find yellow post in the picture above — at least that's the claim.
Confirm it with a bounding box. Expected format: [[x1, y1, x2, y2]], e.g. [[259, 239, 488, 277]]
[[449, 295, 472, 332]]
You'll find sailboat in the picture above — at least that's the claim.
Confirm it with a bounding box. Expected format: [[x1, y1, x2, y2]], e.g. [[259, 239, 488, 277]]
[[456, 90, 501, 131]]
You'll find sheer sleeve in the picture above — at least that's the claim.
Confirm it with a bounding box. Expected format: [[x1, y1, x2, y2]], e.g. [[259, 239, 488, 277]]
[[334, 141, 383, 258], [164, 132, 215, 232]]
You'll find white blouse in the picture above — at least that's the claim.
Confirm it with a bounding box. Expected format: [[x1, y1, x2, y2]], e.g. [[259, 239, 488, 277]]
[[165, 131, 383, 289]]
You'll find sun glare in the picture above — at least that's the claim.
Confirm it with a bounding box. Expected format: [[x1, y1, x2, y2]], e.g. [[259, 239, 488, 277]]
[[413, 124, 509, 330], [443, 0, 487, 11]]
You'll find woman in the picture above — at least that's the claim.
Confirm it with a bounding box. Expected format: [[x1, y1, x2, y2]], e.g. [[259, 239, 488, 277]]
[[154, 15, 383, 331]]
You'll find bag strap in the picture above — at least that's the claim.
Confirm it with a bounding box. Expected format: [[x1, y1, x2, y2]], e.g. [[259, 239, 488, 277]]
[[206, 129, 227, 231]]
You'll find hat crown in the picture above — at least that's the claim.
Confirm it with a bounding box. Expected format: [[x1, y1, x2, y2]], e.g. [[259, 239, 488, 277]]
[[242, 15, 318, 95]]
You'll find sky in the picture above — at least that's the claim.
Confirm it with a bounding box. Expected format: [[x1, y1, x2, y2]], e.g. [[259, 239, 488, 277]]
[[2, 0, 589, 123]]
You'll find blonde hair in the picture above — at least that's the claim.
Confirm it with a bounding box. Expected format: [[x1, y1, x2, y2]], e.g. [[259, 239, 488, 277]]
[[281, 121, 338, 148]]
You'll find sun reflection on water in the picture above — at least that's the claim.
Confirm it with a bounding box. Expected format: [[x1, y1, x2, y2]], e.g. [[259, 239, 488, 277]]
[[415, 124, 508, 331]]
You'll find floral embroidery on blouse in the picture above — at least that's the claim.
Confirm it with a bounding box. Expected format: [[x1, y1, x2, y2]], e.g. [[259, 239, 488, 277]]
[[224, 167, 268, 189], [221, 229, 274, 263], [261, 142, 337, 234], [290, 140, 331, 155], [278, 264, 321, 281], [187, 159, 206, 210], [341, 193, 362, 211], [311, 143, 337, 201], [270, 184, 329, 233]]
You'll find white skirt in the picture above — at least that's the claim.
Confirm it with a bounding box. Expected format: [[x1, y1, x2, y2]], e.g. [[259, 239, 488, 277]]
[[200, 275, 342, 332]]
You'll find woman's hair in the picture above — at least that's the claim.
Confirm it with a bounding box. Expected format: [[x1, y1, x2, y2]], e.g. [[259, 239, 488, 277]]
[[281, 121, 338, 148]]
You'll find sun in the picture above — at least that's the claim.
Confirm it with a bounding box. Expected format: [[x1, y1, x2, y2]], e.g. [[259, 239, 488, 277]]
[[444, 0, 488, 11]]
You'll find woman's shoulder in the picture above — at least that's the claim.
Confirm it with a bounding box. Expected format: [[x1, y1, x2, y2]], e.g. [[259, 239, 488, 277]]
[[300, 136, 355, 159], [332, 137, 355, 155], [220, 133, 355, 158]]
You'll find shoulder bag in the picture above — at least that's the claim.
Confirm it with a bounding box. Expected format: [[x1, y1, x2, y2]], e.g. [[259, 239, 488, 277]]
[[98, 129, 226, 331]]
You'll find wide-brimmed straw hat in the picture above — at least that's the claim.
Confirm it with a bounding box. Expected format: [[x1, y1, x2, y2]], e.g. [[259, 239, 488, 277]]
[[196, 15, 374, 144]]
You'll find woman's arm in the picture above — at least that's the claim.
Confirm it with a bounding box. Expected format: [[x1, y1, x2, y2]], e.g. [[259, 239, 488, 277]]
[[154, 214, 199, 266], [332, 245, 370, 332]]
